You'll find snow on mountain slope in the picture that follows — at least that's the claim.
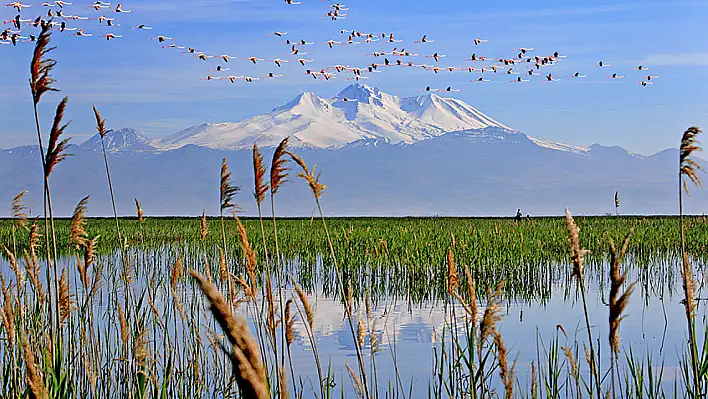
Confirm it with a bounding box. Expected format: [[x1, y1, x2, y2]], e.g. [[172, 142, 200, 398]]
[[82, 128, 157, 151], [159, 84, 513, 150]]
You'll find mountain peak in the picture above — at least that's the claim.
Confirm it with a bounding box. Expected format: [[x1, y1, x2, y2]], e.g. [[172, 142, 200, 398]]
[[158, 84, 514, 150], [81, 128, 156, 151]]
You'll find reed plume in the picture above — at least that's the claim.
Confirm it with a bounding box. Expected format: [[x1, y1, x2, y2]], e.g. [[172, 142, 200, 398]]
[[253, 144, 269, 206], [3, 246, 24, 290], [69, 196, 89, 250], [58, 268, 73, 327], [220, 158, 240, 212], [23, 338, 47, 399], [270, 138, 290, 195], [93, 105, 107, 138], [200, 210, 208, 241], [0, 276, 16, 348], [135, 199, 144, 222], [346, 363, 364, 398], [464, 267, 479, 326], [234, 215, 257, 291], [608, 232, 635, 355], [291, 277, 314, 330], [287, 151, 327, 200], [170, 254, 184, 289], [11, 190, 28, 229], [189, 270, 268, 399], [680, 127, 703, 194], [565, 209, 589, 281], [446, 248, 459, 296], [117, 301, 129, 351], [285, 299, 295, 347], [44, 97, 71, 179], [480, 283, 503, 341], [30, 23, 57, 105], [494, 331, 515, 399]]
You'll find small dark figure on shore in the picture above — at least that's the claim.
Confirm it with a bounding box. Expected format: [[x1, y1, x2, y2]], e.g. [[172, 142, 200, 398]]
[[515, 209, 522, 222]]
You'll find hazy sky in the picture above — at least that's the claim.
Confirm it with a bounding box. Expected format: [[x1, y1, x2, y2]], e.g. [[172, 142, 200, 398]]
[[1, 0, 707, 154]]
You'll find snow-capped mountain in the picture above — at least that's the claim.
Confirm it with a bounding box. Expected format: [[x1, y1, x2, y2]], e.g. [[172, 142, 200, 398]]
[[159, 84, 513, 150], [1, 84, 704, 217], [82, 128, 157, 152]]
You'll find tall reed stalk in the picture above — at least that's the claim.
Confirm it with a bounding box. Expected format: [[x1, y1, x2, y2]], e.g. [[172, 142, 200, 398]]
[[565, 209, 601, 398], [286, 149, 371, 399], [29, 22, 61, 343], [678, 126, 703, 395]]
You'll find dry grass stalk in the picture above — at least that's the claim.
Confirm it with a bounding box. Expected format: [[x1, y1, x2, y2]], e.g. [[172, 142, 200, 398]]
[[494, 331, 515, 399], [346, 363, 364, 398], [30, 23, 58, 105], [233, 274, 254, 299], [44, 97, 72, 178], [253, 144, 269, 206], [608, 233, 636, 354], [565, 209, 590, 280], [69, 196, 89, 250], [680, 127, 703, 194], [200, 210, 208, 241], [23, 338, 48, 399], [23, 250, 44, 304], [270, 137, 290, 195], [480, 283, 504, 341], [286, 151, 327, 200], [11, 190, 28, 229], [58, 268, 73, 327], [220, 158, 240, 211], [189, 270, 268, 399], [291, 276, 314, 330], [134, 199, 144, 222]]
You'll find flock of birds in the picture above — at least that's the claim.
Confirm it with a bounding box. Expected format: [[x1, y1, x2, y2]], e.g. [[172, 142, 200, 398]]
[[2, 1, 661, 98]]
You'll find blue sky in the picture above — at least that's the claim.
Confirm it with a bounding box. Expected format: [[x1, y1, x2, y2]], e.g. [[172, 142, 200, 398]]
[[1, 0, 707, 154]]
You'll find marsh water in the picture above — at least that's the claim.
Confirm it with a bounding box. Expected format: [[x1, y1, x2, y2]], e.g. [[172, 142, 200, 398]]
[[1, 241, 704, 396]]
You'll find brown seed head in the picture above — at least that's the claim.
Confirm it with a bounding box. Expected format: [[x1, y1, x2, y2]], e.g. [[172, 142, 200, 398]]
[[11, 190, 28, 229], [220, 158, 240, 212], [44, 97, 72, 178], [270, 137, 290, 195], [30, 23, 58, 105], [189, 270, 268, 399], [253, 143, 269, 206], [680, 126, 703, 194], [565, 209, 590, 281], [69, 196, 89, 250]]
